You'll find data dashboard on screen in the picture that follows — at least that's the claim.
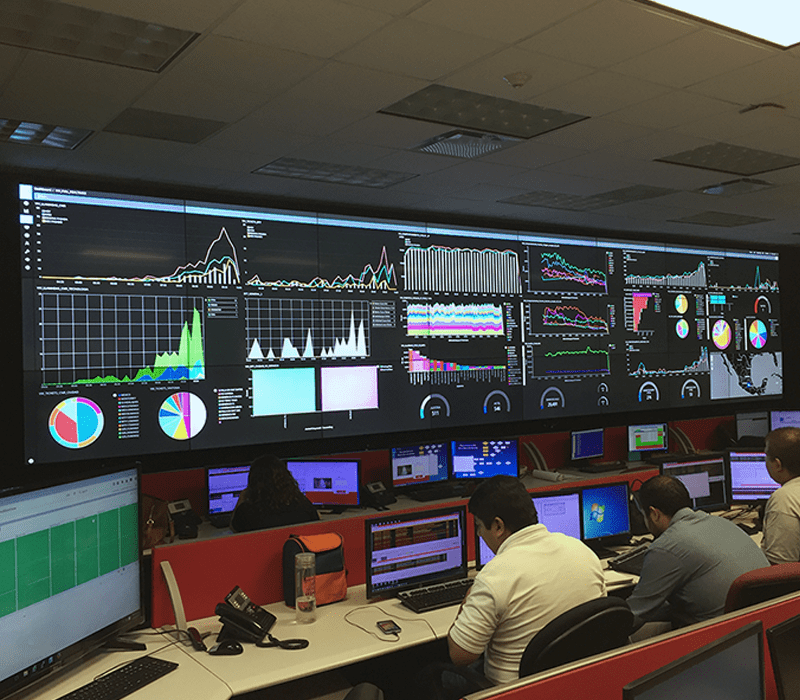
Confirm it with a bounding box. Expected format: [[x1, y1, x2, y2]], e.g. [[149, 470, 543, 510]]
[[17, 183, 783, 464]]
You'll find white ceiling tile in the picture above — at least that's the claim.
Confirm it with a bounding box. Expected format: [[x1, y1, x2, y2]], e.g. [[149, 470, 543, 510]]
[[604, 90, 733, 130], [671, 106, 792, 143], [534, 118, 652, 151], [518, 0, 697, 68], [332, 114, 448, 150], [613, 29, 774, 88], [688, 53, 800, 105], [535, 71, 671, 116], [443, 47, 594, 101], [215, 0, 393, 59], [341, 0, 426, 14], [336, 19, 503, 81], [0, 44, 24, 89], [409, 0, 598, 44]]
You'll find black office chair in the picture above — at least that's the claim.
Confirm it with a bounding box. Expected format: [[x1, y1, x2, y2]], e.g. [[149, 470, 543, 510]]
[[422, 597, 634, 700]]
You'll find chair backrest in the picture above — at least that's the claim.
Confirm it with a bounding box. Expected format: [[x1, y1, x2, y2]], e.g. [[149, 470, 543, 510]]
[[725, 563, 800, 613], [519, 596, 634, 677]]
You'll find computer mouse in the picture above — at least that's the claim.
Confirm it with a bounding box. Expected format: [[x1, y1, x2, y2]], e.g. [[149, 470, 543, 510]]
[[208, 639, 244, 655]]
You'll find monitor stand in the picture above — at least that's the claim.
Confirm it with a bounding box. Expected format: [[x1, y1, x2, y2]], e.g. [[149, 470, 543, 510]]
[[102, 638, 147, 651]]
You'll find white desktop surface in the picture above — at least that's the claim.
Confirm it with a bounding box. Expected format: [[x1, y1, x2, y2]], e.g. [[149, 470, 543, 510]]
[[29, 631, 230, 700]]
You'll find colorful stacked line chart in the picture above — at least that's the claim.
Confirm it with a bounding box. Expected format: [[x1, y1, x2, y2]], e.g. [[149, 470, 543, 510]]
[[48, 397, 104, 449], [158, 392, 207, 440], [406, 302, 504, 337]]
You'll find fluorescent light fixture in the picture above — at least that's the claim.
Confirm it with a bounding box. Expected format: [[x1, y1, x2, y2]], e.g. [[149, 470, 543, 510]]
[[0, 119, 91, 149], [638, 1, 800, 48], [254, 158, 418, 188]]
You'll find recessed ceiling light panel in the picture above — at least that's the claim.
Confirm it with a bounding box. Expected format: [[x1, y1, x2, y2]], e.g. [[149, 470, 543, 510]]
[[500, 185, 675, 211], [0, 118, 91, 149], [381, 85, 587, 139], [254, 158, 417, 189], [657, 142, 800, 176], [412, 130, 521, 158], [699, 178, 775, 196], [635, 0, 800, 48], [670, 211, 772, 227]]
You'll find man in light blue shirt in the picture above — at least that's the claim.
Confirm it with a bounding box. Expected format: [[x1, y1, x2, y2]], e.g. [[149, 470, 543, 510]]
[[628, 475, 769, 629]]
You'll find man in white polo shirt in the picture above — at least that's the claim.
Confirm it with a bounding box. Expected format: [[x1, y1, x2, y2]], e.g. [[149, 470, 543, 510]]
[[448, 475, 606, 685]]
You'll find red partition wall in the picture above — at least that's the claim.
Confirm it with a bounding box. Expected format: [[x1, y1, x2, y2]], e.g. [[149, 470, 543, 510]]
[[477, 594, 800, 700]]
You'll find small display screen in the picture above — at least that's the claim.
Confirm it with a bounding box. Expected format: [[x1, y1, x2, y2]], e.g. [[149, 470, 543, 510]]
[[728, 451, 779, 502], [628, 423, 668, 453], [207, 465, 250, 515], [660, 455, 728, 511], [571, 428, 604, 461], [771, 410, 800, 431], [581, 482, 631, 542], [391, 443, 449, 487], [286, 460, 360, 506], [451, 439, 518, 479]]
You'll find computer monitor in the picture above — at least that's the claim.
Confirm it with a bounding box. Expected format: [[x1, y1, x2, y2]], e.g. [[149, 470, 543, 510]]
[[728, 450, 779, 503], [391, 442, 449, 488], [628, 423, 668, 453], [286, 459, 361, 508], [771, 410, 800, 431], [0, 467, 143, 700], [660, 454, 729, 511], [451, 439, 518, 479], [623, 620, 764, 700], [476, 490, 582, 569], [580, 482, 631, 550], [571, 428, 604, 461], [207, 464, 250, 516], [767, 613, 800, 700], [365, 505, 467, 599], [737, 411, 770, 441]]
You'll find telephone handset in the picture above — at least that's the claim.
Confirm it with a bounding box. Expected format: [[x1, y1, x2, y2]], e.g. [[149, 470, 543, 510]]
[[215, 586, 276, 644]]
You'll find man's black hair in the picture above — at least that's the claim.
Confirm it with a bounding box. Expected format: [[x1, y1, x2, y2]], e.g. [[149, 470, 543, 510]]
[[637, 475, 691, 517], [468, 475, 538, 532]]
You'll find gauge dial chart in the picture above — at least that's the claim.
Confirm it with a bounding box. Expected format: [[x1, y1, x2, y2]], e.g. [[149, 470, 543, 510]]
[[159, 392, 207, 440], [749, 319, 768, 349], [49, 397, 104, 449], [711, 319, 732, 350]]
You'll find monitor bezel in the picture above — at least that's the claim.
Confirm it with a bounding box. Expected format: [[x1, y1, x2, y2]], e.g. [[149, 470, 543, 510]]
[[627, 422, 669, 453], [365, 505, 467, 599], [0, 465, 145, 700], [580, 481, 632, 548], [285, 458, 362, 507], [622, 620, 764, 700]]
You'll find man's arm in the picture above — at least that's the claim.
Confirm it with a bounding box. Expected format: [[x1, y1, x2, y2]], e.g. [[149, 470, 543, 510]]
[[762, 509, 800, 564], [447, 635, 481, 666], [447, 579, 496, 667], [625, 548, 684, 625]]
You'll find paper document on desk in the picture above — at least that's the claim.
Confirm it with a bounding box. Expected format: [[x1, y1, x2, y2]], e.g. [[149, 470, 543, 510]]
[[604, 569, 636, 588]]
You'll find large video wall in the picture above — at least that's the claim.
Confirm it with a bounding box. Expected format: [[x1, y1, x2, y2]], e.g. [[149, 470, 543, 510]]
[[18, 183, 782, 465]]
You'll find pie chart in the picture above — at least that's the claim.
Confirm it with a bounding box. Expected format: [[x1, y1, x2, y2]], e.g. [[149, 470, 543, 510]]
[[49, 397, 104, 449], [675, 319, 690, 339], [674, 294, 689, 314], [712, 319, 732, 350], [159, 392, 207, 440], [749, 319, 768, 349]]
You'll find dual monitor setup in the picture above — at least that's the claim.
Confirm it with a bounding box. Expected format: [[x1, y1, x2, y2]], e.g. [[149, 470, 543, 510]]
[[570, 422, 669, 464], [735, 409, 800, 443]]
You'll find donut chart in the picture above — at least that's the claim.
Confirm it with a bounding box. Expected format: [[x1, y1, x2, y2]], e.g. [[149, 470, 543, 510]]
[[675, 319, 690, 339], [49, 397, 104, 449], [749, 319, 767, 349], [159, 392, 207, 440], [712, 319, 732, 350]]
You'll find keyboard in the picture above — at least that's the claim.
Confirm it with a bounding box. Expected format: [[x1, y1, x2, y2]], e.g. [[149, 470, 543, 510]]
[[607, 542, 650, 576], [56, 656, 178, 700], [397, 577, 473, 613]]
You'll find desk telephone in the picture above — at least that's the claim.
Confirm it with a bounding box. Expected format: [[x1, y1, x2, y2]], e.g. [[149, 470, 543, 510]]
[[215, 586, 309, 650]]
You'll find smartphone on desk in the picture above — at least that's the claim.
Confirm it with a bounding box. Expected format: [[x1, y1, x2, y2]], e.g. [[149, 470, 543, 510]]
[[215, 585, 276, 644]]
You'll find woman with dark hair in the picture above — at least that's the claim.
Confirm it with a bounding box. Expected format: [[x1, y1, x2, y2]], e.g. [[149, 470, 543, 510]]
[[231, 454, 319, 532]]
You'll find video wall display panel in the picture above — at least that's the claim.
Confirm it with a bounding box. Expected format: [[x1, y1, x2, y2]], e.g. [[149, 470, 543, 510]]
[[18, 183, 782, 464]]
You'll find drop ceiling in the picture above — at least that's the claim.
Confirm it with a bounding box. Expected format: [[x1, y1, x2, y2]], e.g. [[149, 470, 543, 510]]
[[3, 0, 800, 247]]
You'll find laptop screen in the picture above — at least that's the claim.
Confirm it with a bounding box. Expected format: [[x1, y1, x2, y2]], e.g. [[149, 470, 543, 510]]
[[207, 465, 250, 515], [365, 506, 467, 599]]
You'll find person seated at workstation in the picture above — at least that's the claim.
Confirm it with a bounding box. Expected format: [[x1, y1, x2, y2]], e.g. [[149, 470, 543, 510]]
[[231, 454, 319, 532], [447, 475, 606, 686], [627, 475, 768, 630], [761, 426, 800, 563]]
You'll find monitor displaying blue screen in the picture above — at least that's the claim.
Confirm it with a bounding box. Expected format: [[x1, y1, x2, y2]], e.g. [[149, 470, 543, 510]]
[[391, 443, 449, 488], [571, 428, 604, 461], [771, 410, 800, 431], [477, 491, 581, 568], [581, 482, 631, 542], [207, 464, 250, 515], [451, 439, 518, 479]]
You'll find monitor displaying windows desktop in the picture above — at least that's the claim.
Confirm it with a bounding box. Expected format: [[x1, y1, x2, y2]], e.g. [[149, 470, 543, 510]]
[[391, 442, 449, 488], [660, 454, 728, 511], [571, 428, 604, 461], [286, 459, 360, 507], [365, 505, 467, 599], [476, 490, 581, 568], [0, 467, 142, 700], [771, 410, 800, 431], [451, 439, 518, 479], [580, 482, 631, 549], [623, 620, 763, 700], [628, 423, 668, 453], [728, 450, 779, 502], [207, 464, 250, 516]]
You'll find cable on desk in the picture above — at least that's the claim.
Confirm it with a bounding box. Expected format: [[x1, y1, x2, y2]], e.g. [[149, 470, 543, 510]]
[[344, 605, 437, 642]]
